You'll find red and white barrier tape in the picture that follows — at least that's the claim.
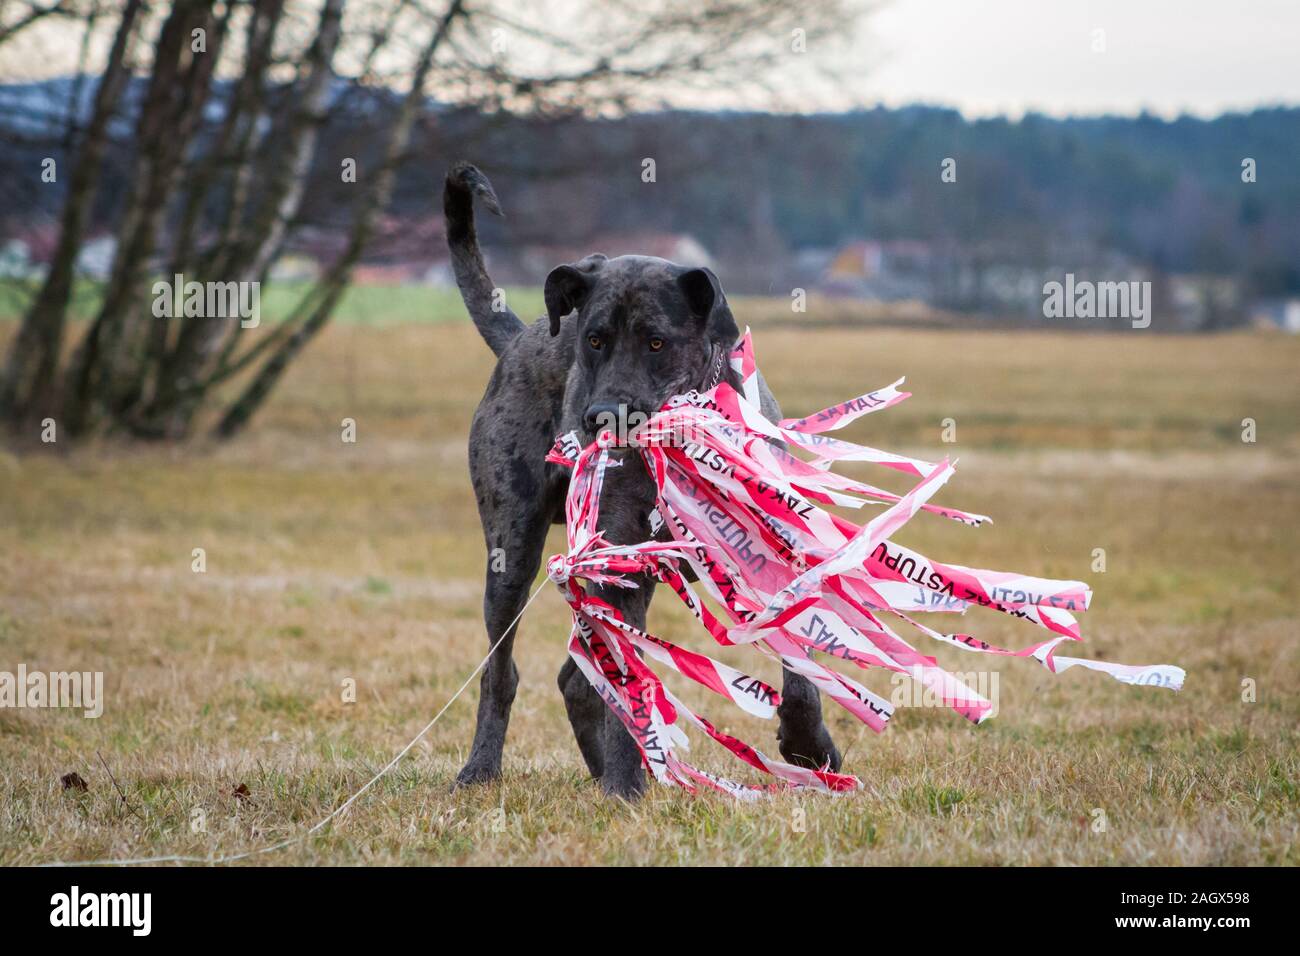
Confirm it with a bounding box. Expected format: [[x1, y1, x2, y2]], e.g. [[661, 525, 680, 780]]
[[545, 330, 1184, 796]]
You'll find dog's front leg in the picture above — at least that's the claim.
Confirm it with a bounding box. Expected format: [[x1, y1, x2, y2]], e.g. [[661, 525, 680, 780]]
[[590, 577, 652, 801], [586, 451, 659, 800], [602, 700, 648, 801], [455, 506, 552, 788]]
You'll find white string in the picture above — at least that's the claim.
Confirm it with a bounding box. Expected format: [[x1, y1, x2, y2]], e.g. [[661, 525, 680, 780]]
[[40, 579, 549, 867]]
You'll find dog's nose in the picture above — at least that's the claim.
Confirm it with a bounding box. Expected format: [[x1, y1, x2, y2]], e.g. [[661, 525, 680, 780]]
[[584, 402, 621, 435]]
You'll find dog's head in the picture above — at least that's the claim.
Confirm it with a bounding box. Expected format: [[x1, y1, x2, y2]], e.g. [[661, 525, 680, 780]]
[[546, 254, 738, 444]]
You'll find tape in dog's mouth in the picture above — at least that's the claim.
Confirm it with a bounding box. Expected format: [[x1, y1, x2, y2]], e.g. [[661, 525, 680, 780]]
[[545, 329, 1185, 797]]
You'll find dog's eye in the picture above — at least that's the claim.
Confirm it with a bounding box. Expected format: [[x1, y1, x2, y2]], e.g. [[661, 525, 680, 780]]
[[648, 337, 664, 352], [587, 334, 602, 350]]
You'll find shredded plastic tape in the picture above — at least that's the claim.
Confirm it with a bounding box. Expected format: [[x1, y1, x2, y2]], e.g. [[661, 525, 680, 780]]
[[543, 330, 1184, 797]]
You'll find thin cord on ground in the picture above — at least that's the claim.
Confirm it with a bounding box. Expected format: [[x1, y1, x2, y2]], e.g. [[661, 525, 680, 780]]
[[40, 580, 548, 867]]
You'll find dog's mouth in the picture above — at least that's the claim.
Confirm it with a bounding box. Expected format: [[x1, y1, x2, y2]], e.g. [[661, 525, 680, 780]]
[[577, 427, 640, 450], [579, 406, 654, 449]]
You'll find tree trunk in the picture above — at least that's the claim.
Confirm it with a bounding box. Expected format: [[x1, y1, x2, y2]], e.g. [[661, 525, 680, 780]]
[[216, 0, 466, 438], [145, 0, 345, 439], [0, 0, 143, 437], [138, 0, 284, 412], [62, 0, 226, 435], [169, 0, 284, 281], [61, 0, 100, 152]]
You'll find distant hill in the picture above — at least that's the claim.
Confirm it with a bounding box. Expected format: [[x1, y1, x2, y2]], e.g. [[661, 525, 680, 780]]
[[2, 77, 1296, 298]]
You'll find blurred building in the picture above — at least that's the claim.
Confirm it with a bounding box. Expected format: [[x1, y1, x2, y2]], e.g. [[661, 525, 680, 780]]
[[821, 240, 934, 302], [1250, 297, 1300, 333]]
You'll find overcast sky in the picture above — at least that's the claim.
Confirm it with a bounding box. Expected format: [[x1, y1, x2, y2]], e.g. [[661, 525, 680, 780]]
[[2, 0, 1296, 118], [861, 0, 1299, 117]]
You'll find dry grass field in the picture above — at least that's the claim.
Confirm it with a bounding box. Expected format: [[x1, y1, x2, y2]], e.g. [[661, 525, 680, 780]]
[[1, 307, 1298, 866]]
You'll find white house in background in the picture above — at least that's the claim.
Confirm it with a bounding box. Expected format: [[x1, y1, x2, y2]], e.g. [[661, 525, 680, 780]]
[[600, 233, 714, 269], [75, 235, 117, 279], [1250, 297, 1300, 333], [518, 233, 714, 282]]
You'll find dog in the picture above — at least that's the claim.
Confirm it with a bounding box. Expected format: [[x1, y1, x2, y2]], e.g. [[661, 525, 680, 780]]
[[444, 162, 841, 799]]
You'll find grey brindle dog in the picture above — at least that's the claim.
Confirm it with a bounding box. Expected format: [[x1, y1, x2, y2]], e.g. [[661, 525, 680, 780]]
[[444, 162, 840, 799]]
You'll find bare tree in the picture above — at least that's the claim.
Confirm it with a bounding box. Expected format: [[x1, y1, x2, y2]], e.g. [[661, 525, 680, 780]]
[[216, 0, 463, 436], [0, 0, 142, 431], [0, 0, 864, 443], [62, 0, 235, 433], [138, 0, 344, 437], [0, 0, 79, 48]]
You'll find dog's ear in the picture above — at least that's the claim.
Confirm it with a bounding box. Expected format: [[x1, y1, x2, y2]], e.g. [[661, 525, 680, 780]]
[[544, 254, 606, 336], [677, 267, 739, 346]]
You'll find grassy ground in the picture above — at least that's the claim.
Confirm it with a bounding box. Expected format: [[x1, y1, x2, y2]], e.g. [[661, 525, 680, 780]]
[[0, 277, 956, 329], [0, 277, 544, 327], [1, 313, 1297, 865]]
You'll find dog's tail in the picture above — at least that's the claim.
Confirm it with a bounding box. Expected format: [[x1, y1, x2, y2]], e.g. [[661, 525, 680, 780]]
[[444, 161, 525, 358]]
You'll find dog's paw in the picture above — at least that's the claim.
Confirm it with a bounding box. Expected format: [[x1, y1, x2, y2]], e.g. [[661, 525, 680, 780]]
[[600, 770, 647, 802], [777, 724, 842, 772], [452, 760, 502, 789]]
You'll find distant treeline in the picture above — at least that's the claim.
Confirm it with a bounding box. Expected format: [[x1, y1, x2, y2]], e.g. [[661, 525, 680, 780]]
[[4, 78, 1298, 295], [437, 106, 1299, 298]]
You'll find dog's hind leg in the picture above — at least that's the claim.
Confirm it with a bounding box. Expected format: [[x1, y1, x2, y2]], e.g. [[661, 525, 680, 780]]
[[557, 657, 605, 780], [776, 670, 842, 772]]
